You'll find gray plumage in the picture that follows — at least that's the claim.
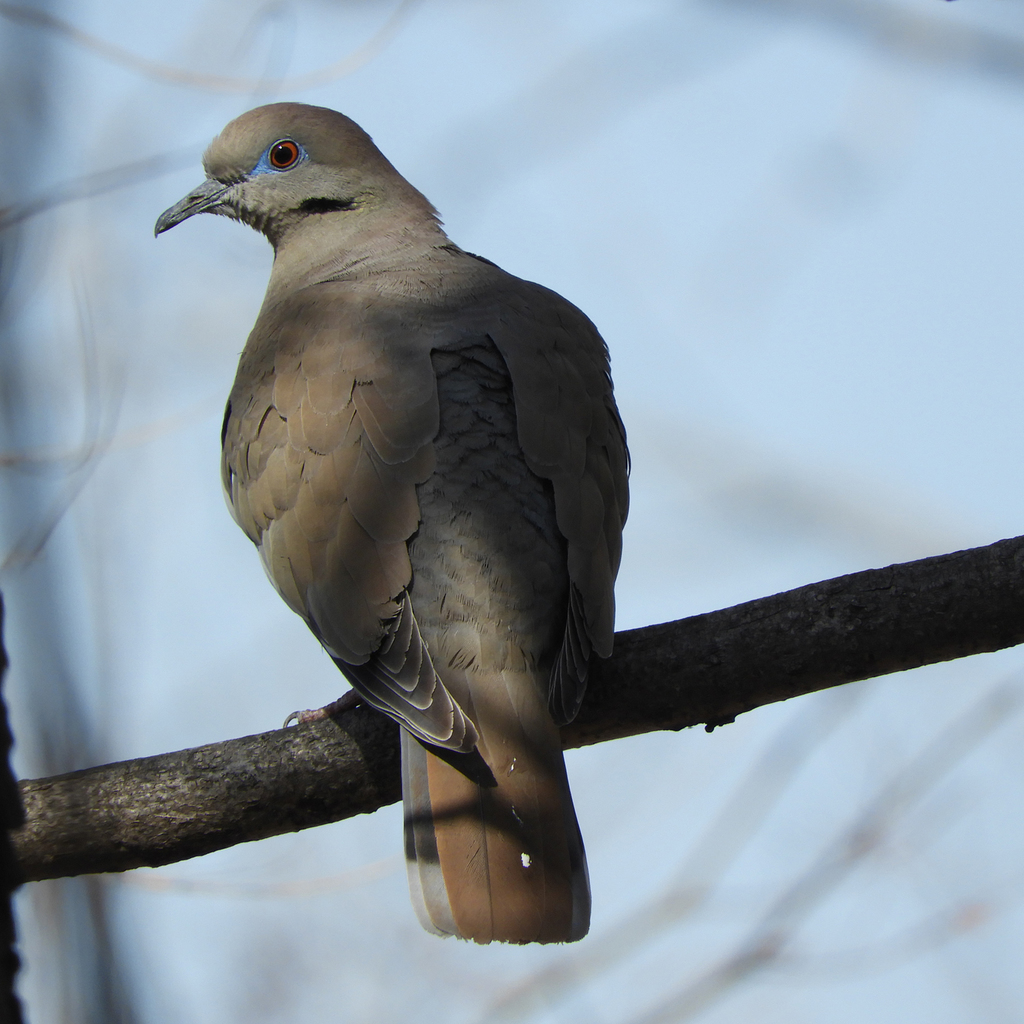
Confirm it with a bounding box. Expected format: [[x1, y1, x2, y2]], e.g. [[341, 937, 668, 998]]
[[156, 103, 628, 944]]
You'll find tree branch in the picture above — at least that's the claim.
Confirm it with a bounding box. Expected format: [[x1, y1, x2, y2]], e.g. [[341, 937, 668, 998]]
[[13, 535, 1024, 883], [0, 598, 25, 1022]]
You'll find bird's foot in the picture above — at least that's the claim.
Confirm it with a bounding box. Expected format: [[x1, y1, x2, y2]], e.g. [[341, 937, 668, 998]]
[[283, 689, 363, 728]]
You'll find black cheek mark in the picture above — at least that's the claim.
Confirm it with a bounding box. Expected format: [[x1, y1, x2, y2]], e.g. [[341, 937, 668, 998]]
[[298, 198, 357, 215]]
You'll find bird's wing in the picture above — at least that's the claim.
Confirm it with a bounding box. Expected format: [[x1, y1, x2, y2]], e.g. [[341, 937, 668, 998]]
[[220, 282, 477, 750], [487, 278, 629, 723]]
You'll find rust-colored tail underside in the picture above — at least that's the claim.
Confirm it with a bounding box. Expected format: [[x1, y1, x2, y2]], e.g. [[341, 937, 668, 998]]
[[401, 673, 590, 945]]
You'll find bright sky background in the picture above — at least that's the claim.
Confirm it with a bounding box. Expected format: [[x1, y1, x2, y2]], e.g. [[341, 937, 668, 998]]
[[3, 1, 1024, 1022]]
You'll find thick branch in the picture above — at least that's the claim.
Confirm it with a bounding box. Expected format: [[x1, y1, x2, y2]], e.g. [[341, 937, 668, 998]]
[[13, 535, 1024, 882]]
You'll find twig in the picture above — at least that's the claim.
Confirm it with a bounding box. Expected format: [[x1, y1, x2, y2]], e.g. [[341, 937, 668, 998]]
[[0, 0, 420, 94], [722, 0, 1024, 85], [0, 147, 200, 234], [112, 854, 402, 899], [479, 685, 867, 1023], [625, 678, 1023, 1024]]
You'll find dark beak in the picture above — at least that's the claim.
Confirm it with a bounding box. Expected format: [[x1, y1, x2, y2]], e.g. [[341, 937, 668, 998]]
[[154, 179, 234, 236]]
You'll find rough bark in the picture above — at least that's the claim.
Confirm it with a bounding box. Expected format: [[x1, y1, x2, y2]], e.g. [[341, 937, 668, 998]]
[[0, 599, 25, 1023], [12, 535, 1024, 883]]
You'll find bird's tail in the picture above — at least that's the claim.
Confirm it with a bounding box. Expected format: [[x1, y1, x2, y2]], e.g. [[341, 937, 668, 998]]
[[401, 668, 590, 944]]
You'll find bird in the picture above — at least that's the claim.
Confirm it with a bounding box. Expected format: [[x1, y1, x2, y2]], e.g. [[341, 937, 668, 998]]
[[155, 103, 628, 944]]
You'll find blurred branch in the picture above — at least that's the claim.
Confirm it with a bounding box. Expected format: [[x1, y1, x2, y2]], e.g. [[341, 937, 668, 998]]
[[480, 685, 867, 1023], [0, 0, 420, 94], [0, 393, 220, 468], [0, 598, 24, 1024], [12, 533, 1024, 883], [625, 678, 1021, 1024], [114, 854, 402, 898], [0, 146, 200, 233], [775, 898, 995, 978], [724, 0, 1024, 84], [0, 279, 122, 572]]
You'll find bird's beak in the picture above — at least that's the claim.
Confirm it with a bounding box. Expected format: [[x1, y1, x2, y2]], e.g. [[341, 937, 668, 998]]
[[154, 178, 234, 236]]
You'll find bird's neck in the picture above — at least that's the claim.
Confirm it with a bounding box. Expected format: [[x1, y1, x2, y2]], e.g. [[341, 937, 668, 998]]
[[263, 201, 450, 301]]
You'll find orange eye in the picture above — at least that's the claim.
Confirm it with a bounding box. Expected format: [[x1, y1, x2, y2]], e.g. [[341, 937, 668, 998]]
[[269, 140, 300, 169]]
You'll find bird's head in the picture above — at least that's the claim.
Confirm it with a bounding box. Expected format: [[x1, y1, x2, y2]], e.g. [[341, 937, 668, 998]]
[[155, 103, 432, 247]]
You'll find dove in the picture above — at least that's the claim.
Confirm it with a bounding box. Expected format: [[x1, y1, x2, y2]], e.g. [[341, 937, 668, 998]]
[[155, 103, 628, 944]]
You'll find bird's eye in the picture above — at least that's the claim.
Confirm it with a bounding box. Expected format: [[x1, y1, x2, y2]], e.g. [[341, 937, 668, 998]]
[[269, 140, 300, 170]]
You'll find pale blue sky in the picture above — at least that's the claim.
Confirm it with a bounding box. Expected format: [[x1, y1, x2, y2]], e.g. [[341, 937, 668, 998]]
[[4, 1, 1024, 1022]]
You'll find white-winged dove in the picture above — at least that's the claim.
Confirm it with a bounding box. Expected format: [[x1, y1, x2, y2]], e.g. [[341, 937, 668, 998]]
[[156, 103, 628, 944]]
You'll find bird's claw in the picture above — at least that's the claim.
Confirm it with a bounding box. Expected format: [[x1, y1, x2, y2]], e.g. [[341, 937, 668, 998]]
[[282, 689, 363, 728]]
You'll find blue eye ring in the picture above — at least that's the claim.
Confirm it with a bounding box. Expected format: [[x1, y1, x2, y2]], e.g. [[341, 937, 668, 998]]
[[252, 139, 307, 176]]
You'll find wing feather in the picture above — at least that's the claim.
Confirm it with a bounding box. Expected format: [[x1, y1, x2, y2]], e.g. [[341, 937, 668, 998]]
[[222, 284, 473, 747], [487, 279, 628, 720]]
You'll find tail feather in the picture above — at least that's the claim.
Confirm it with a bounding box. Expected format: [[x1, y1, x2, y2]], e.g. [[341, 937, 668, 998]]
[[402, 669, 590, 944], [401, 730, 458, 937]]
